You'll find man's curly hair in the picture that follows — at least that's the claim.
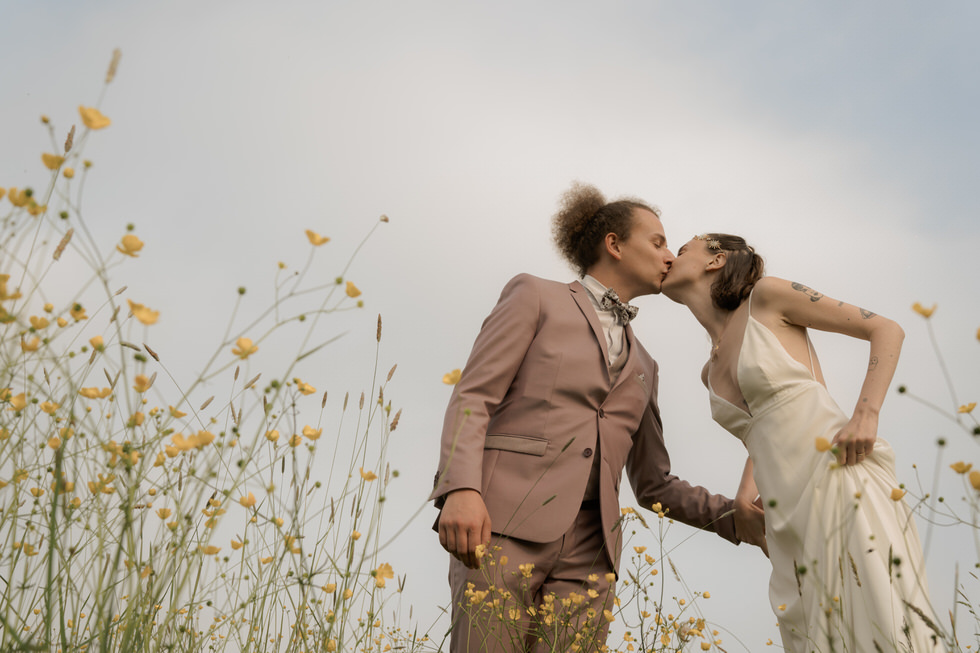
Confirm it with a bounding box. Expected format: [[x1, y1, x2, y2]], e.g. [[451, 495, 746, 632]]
[[552, 182, 659, 277]]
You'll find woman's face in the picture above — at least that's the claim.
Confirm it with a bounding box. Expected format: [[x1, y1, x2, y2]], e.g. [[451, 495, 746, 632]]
[[661, 237, 713, 301]]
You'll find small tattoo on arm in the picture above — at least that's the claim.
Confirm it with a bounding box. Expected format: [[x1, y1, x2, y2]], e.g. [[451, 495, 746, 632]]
[[868, 356, 879, 371], [838, 301, 844, 307], [791, 282, 824, 302], [860, 308, 876, 319]]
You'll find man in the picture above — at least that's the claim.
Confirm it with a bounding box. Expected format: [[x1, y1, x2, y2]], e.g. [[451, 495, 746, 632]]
[[431, 182, 765, 652]]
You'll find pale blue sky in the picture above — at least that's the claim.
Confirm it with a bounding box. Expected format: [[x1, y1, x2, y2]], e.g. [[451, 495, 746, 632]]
[[3, 2, 978, 648]]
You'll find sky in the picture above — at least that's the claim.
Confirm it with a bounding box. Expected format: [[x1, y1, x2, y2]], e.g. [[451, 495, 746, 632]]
[[3, 1, 980, 649]]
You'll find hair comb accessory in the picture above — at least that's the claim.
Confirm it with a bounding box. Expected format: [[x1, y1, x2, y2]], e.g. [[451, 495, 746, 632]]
[[693, 234, 722, 250]]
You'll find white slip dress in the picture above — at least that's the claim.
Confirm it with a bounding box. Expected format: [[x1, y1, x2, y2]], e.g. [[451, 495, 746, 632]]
[[708, 295, 941, 652]]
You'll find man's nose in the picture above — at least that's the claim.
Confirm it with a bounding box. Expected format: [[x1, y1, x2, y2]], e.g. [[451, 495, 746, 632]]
[[664, 250, 676, 264]]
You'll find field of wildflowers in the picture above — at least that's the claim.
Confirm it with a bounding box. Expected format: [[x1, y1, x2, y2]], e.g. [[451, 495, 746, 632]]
[[1, 51, 978, 652]]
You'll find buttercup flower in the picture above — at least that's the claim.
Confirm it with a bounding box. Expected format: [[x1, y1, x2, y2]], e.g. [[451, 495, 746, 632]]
[[78, 106, 111, 129], [293, 378, 316, 395], [169, 406, 186, 418], [21, 338, 41, 352], [302, 425, 322, 440], [265, 429, 280, 442], [63, 168, 74, 179], [890, 488, 906, 501], [133, 375, 153, 393], [322, 583, 337, 593], [231, 337, 258, 359], [359, 468, 378, 481], [40, 401, 59, 415], [519, 563, 534, 578], [970, 471, 980, 491], [288, 433, 302, 447], [815, 437, 832, 452], [958, 403, 976, 414], [198, 545, 221, 556], [42, 153, 65, 170], [116, 234, 144, 257], [374, 562, 394, 588], [89, 335, 105, 351], [231, 540, 243, 550], [7, 393, 26, 412], [911, 302, 936, 318], [127, 300, 159, 325], [29, 316, 49, 329], [239, 492, 256, 508], [305, 230, 330, 246], [442, 369, 462, 385], [951, 462, 973, 474], [156, 508, 171, 519], [69, 303, 87, 320], [345, 281, 362, 298]]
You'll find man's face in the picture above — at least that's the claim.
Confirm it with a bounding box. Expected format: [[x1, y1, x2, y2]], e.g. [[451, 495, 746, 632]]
[[617, 208, 675, 295]]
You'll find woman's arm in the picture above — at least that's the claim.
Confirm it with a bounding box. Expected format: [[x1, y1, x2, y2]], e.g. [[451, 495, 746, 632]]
[[753, 277, 905, 466]]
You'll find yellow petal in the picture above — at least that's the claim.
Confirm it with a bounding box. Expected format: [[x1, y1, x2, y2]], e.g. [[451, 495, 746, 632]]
[[359, 468, 378, 481], [815, 436, 832, 452], [231, 336, 258, 359], [78, 106, 111, 129], [239, 492, 256, 508], [116, 234, 144, 257], [63, 168, 75, 179], [42, 153, 65, 170], [265, 429, 280, 442], [198, 545, 220, 556], [305, 230, 330, 246], [970, 470, 980, 491], [958, 402, 976, 414], [890, 488, 906, 501], [89, 335, 105, 351], [345, 281, 361, 298], [29, 315, 49, 330], [302, 425, 322, 440], [169, 405, 186, 418], [127, 300, 159, 325], [231, 540, 243, 550], [442, 369, 462, 385], [950, 461, 973, 474], [911, 302, 936, 318]]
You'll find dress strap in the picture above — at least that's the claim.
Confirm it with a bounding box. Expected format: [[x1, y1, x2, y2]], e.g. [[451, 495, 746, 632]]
[[804, 331, 816, 377], [747, 285, 757, 317]]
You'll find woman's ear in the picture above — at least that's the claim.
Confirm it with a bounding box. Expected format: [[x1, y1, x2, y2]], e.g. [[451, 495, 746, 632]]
[[705, 251, 727, 271]]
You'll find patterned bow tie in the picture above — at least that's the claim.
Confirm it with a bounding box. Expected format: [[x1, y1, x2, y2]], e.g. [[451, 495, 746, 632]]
[[599, 289, 638, 324]]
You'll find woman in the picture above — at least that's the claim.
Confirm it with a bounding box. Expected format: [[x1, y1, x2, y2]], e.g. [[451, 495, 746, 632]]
[[661, 233, 940, 652]]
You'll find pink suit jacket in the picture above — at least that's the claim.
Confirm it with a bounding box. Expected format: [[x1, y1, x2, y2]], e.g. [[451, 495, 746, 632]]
[[431, 274, 738, 568]]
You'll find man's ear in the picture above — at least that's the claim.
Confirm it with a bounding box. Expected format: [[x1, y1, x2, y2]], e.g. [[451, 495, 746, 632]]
[[706, 251, 727, 271], [604, 232, 623, 261]]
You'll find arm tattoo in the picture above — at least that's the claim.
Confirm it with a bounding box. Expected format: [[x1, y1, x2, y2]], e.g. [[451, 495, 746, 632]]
[[859, 308, 876, 319], [868, 355, 879, 371], [791, 282, 824, 302]]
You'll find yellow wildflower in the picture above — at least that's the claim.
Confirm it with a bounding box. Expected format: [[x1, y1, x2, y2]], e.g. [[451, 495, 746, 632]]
[[815, 437, 832, 452], [265, 429, 280, 442], [293, 378, 316, 395], [47, 436, 61, 450], [40, 401, 58, 414], [778, 604, 786, 611], [116, 234, 144, 257], [603, 610, 615, 623], [42, 153, 65, 170], [21, 337, 41, 352], [951, 461, 973, 474], [605, 572, 616, 583], [133, 375, 152, 393], [231, 337, 258, 359], [519, 563, 534, 578], [7, 188, 29, 208], [959, 403, 976, 414], [78, 106, 111, 129], [198, 545, 220, 556], [231, 540, 243, 550], [359, 468, 378, 481], [63, 168, 74, 179], [345, 281, 362, 298], [322, 583, 337, 593], [89, 335, 105, 351], [442, 369, 462, 385], [305, 230, 330, 246], [239, 492, 256, 508], [970, 471, 980, 491], [260, 556, 274, 564], [911, 302, 936, 318], [890, 488, 906, 501], [289, 433, 302, 447], [30, 487, 44, 497], [69, 303, 87, 320], [701, 643, 712, 651], [56, 317, 67, 327], [633, 546, 647, 554], [343, 589, 353, 600], [374, 562, 394, 588], [29, 315, 49, 329], [156, 508, 172, 520], [127, 300, 159, 325], [302, 425, 322, 440], [79, 387, 112, 399], [352, 531, 361, 540], [8, 393, 26, 412]]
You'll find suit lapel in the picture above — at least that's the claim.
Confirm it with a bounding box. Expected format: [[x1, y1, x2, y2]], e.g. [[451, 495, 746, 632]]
[[568, 281, 611, 380]]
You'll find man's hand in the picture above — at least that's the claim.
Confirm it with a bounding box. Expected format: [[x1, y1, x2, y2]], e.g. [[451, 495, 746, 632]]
[[734, 496, 768, 557], [438, 489, 492, 569]]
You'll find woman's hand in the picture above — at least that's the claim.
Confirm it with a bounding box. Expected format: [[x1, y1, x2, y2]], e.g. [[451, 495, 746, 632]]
[[831, 412, 878, 466], [734, 495, 769, 557]]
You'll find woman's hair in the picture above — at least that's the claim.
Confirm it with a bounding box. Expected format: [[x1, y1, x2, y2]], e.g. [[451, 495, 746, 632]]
[[552, 182, 658, 277], [697, 233, 765, 310]]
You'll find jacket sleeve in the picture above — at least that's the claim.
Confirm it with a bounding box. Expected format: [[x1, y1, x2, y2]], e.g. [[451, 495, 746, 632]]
[[625, 364, 740, 544], [430, 274, 541, 505]]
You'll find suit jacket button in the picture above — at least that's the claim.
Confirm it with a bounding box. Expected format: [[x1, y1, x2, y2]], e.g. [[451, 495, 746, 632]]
[[598, 408, 605, 418], [583, 448, 593, 458]]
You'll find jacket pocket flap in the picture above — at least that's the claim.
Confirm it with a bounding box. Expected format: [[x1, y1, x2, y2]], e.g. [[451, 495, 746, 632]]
[[485, 434, 547, 456]]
